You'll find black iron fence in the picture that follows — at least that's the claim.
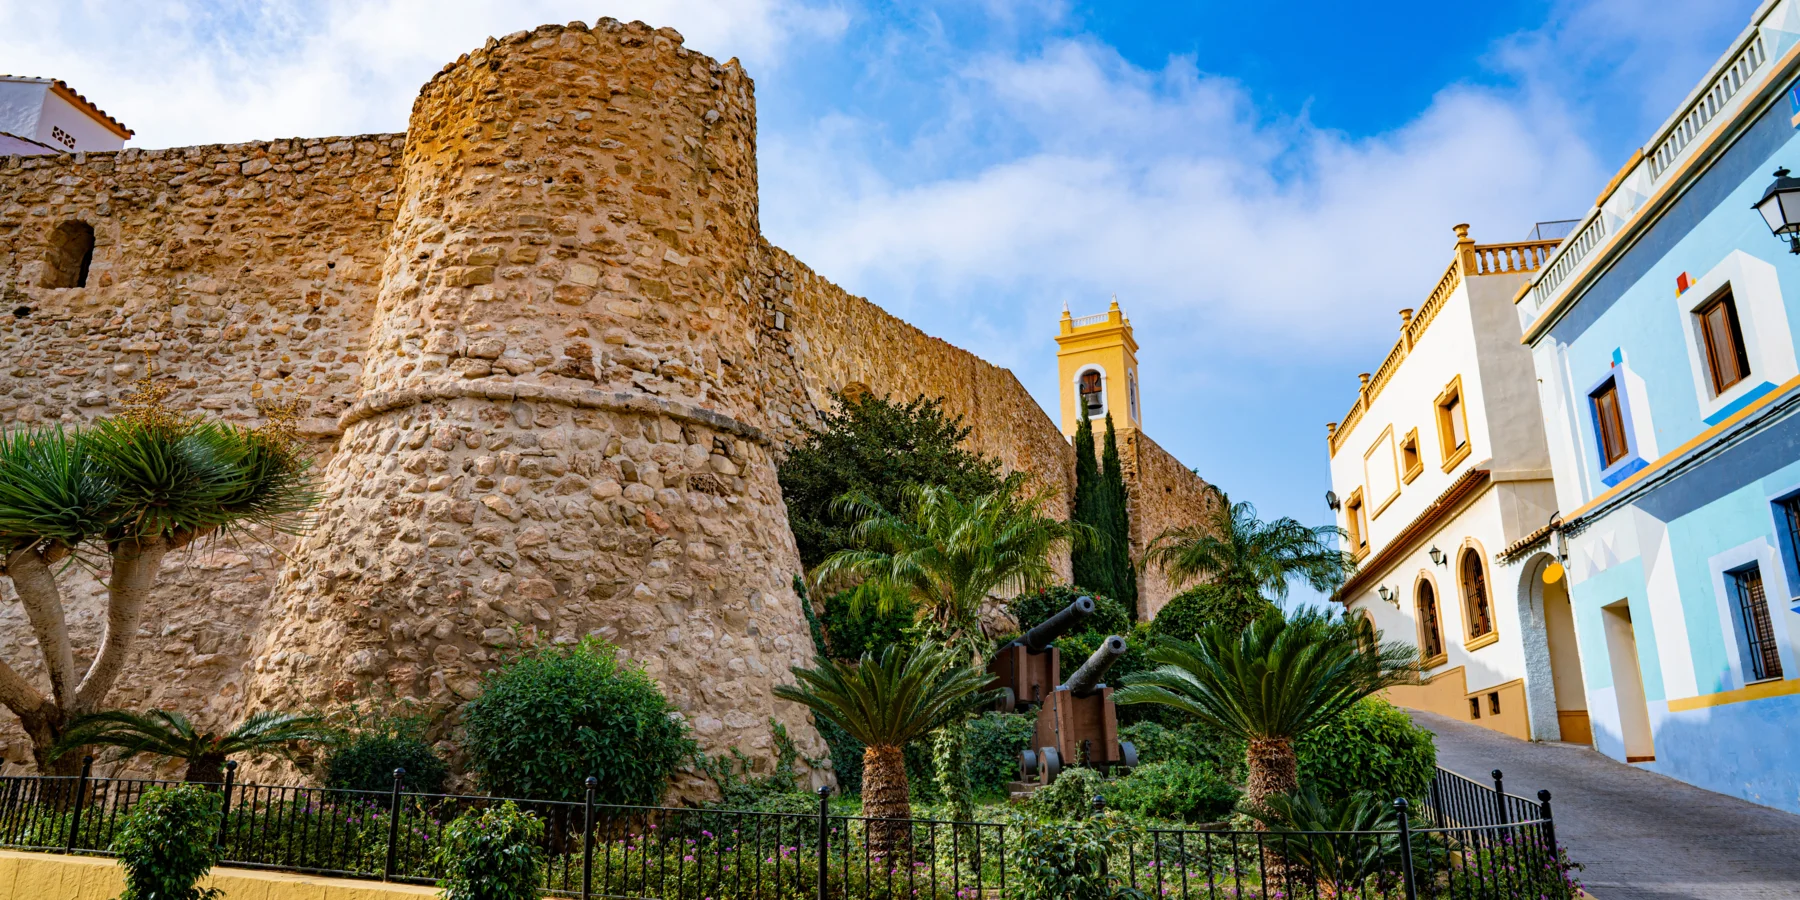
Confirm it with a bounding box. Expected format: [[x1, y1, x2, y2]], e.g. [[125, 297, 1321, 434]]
[[0, 760, 1575, 900]]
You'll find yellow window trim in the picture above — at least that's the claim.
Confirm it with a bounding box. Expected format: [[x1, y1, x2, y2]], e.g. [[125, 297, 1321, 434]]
[[1419, 651, 1448, 670], [1364, 424, 1401, 519], [1400, 427, 1423, 483], [1666, 675, 1800, 712], [1440, 441, 1472, 473], [1463, 630, 1500, 652]]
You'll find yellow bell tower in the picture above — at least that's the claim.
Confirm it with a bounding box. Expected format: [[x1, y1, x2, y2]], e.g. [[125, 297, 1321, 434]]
[[1055, 297, 1141, 438]]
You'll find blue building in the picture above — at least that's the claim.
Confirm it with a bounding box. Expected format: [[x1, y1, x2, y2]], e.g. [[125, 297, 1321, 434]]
[[1511, 2, 1800, 813]]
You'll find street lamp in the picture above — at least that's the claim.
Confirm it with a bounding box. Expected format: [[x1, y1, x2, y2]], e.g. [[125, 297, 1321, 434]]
[[1753, 167, 1800, 254]]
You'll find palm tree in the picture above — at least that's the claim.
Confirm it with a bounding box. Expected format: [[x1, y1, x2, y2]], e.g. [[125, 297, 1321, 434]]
[[51, 709, 334, 784], [811, 482, 1090, 820], [1246, 787, 1437, 896], [773, 645, 998, 851], [1145, 490, 1353, 630], [813, 482, 1091, 654], [0, 384, 316, 772], [1114, 608, 1417, 812]]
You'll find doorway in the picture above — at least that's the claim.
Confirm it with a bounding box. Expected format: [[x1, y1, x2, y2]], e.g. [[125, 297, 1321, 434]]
[[1542, 569, 1591, 744], [1601, 599, 1655, 762]]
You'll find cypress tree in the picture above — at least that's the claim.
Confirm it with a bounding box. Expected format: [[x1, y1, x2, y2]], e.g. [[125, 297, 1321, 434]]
[[1100, 414, 1138, 619], [1070, 410, 1105, 593]]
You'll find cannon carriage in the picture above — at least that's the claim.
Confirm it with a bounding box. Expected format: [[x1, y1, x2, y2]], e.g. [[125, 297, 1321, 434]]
[[986, 595, 1095, 711], [1018, 634, 1139, 785]]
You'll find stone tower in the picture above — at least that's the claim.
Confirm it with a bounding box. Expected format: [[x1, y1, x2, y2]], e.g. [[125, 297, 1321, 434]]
[[240, 20, 827, 788]]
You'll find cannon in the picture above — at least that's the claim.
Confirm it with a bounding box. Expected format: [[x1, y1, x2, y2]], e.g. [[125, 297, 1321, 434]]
[[986, 596, 1095, 711], [1019, 635, 1139, 785]]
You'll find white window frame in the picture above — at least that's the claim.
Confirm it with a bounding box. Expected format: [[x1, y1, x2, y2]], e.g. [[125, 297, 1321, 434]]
[[1676, 251, 1797, 424], [1074, 364, 1108, 420], [1706, 538, 1797, 691]]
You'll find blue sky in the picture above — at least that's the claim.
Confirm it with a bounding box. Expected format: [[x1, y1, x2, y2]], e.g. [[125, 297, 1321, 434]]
[[0, 0, 1764, 600]]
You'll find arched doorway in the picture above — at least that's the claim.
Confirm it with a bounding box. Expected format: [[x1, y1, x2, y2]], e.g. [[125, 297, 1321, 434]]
[[1518, 553, 1590, 744]]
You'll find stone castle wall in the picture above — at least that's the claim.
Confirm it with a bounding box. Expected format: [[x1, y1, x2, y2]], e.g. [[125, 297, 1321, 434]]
[[1124, 432, 1222, 618], [0, 17, 1211, 785]]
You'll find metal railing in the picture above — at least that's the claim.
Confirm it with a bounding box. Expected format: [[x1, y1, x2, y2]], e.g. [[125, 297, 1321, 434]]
[[0, 761, 1571, 900]]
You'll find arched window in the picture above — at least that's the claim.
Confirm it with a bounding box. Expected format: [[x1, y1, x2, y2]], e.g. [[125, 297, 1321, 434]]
[[42, 221, 95, 288], [1416, 579, 1445, 661], [1077, 368, 1105, 418], [1461, 548, 1495, 639]]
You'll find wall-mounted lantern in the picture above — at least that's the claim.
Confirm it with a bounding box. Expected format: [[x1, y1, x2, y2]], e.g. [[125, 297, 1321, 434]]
[[1376, 585, 1398, 608], [1428, 545, 1446, 566], [1754, 167, 1800, 253], [1325, 490, 1340, 512]]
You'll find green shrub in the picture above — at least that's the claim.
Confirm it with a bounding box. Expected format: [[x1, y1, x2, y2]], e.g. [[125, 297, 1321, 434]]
[[1011, 585, 1131, 637], [966, 711, 1035, 796], [463, 638, 695, 805], [1296, 697, 1436, 803], [326, 732, 448, 795], [1030, 767, 1108, 819], [1011, 813, 1143, 900], [1054, 625, 1153, 686], [112, 784, 223, 900], [434, 801, 545, 900], [1118, 720, 1244, 777], [1103, 760, 1238, 823], [820, 588, 917, 659], [1149, 584, 1276, 641]]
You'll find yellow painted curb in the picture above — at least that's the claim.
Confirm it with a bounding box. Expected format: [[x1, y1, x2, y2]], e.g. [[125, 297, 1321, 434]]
[[0, 849, 439, 899]]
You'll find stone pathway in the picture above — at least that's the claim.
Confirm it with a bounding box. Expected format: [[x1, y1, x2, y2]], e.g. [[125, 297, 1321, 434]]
[[1409, 710, 1800, 900]]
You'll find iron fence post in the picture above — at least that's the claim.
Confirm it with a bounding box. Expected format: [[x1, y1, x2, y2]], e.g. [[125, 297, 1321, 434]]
[[1538, 789, 1559, 862], [383, 767, 405, 881], [1394, 798, 1418, 900], [217, 760, 238, 851], [1428, 773, 1444, 827], [582, 776, 597, 900], [1491, 769, 1508, 825], [64, 755, 92, 854], [815, 785, 832, 900]]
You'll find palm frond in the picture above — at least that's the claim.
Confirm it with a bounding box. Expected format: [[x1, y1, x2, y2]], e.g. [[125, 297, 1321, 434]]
[[1146, 498, 1355, 601], [773, 644, 1000, 748], [0, 426, 117, 554], [1115, 607, 1420, 745]]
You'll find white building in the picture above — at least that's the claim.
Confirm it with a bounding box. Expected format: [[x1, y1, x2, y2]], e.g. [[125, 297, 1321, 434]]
[[1327, 224, 1580, 742], [0, 77, 131, 156]]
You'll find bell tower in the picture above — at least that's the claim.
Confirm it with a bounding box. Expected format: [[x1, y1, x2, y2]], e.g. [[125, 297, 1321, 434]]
[[1055, 297, 1141, 438]]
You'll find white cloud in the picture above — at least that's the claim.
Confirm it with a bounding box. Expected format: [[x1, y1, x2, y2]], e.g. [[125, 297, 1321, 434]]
[[0, 0, 849, 148], [761, 38, 1607, 371]]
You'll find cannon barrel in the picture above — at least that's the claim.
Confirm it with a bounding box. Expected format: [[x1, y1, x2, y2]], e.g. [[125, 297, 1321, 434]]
[[1064, 635, 1127, 698], [1022, 596, 1096, 652]]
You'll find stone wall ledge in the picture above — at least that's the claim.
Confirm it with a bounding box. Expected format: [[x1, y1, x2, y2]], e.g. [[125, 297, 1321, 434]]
[[0, 848, 437, 899], [339, 379, 769, 444]]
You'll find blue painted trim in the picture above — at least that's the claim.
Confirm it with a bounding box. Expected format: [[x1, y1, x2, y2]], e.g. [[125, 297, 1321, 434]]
[[1601, 456, 1649, 487], [1704, 380, 1779, 426]]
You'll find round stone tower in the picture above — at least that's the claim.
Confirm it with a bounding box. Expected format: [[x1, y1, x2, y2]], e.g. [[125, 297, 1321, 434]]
[[244, 19, 825, 793]]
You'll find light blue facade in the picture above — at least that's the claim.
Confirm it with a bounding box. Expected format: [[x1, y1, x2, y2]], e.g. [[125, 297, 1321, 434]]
[[1519, 5, 1800, 814]]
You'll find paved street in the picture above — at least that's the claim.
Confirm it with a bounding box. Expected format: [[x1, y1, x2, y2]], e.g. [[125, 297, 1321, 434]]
[[1410, 710, 1800, 899]]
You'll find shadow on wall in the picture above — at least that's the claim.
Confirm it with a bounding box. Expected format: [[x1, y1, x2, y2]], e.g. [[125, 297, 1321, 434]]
[[1588, 688, 1800, 815]]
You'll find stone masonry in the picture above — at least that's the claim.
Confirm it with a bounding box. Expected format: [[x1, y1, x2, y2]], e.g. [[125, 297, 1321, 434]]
[[0, 18, 1215, 791]]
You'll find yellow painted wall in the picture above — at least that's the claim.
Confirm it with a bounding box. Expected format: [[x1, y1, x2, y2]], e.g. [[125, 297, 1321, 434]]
[[1384, 667, 1532, 740], [0, 849, 439, 900]]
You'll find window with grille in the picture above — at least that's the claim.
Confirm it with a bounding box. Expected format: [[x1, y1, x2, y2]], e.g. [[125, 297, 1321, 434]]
[[1462, 549, 1494, 638], [1730, 564, 1782, 681], [1697, 289, 1750, 396], [1591, 379, 1629, 466], [1078, 369, 1105, 418], [1417, 581, 1445, 660], [1777, 495, 1800, 594]]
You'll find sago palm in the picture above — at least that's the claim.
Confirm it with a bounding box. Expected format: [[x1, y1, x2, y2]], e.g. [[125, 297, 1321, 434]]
[[1114, 608, 1417, 811], [52, 708, 334, 784], [0, 384, 316, 773], [773, 644, 999, 850], [1145, 491, 1353, 630]]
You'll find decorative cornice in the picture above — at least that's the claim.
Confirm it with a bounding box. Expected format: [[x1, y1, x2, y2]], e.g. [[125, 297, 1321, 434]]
[[1333, 466, 1491, 603], [336, 379, 769, 444]]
